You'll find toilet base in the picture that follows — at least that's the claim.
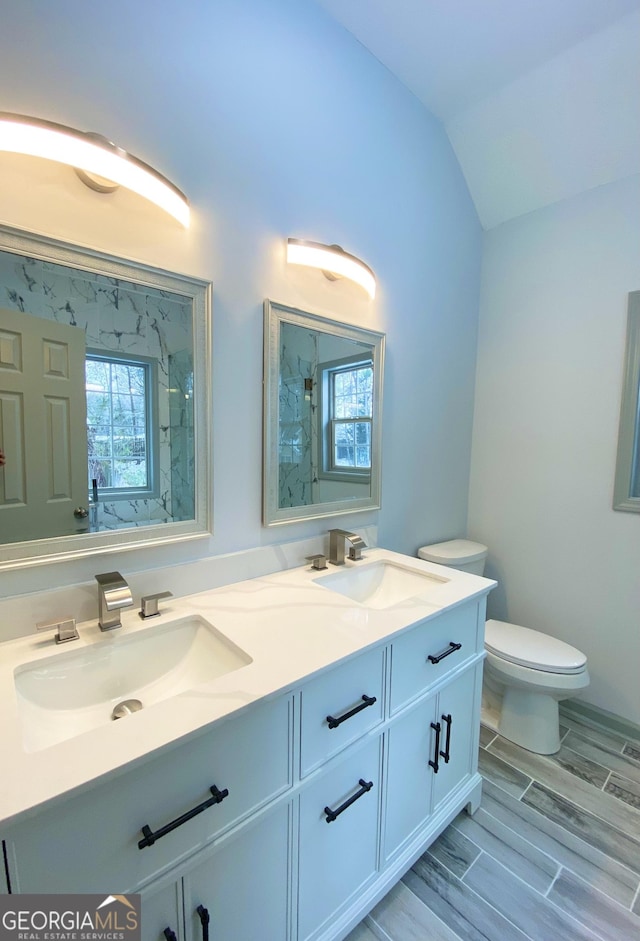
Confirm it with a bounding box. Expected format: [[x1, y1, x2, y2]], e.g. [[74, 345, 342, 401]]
[[483, 647, 589, 756], [498, 687, 561, 755]]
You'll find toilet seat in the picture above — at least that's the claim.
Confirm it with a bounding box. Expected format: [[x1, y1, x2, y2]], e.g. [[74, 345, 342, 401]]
[[485, 619, 587, 675]]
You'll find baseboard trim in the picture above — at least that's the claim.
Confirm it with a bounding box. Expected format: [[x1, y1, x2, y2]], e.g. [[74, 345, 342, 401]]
[[560, 700, 640, 744]]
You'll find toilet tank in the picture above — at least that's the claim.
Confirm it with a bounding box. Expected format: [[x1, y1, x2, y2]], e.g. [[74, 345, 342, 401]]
[[418, 539, 488, 575]]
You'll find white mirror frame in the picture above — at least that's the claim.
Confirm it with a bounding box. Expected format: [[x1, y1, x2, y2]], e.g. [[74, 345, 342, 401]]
[[263, 299, 385, 526], [0, 225, 212, 569], [613, 290, 640, 513]]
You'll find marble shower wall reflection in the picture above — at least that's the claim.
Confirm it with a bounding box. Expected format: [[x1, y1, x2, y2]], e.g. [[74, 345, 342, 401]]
[[278, 322, 318, 508], [169, 348, 195, 521], [0, 250, 193, 531]]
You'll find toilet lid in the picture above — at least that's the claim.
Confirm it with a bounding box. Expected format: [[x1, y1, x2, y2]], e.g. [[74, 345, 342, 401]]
[[418, 539, 488, 565], [485, 620, 587, 674]]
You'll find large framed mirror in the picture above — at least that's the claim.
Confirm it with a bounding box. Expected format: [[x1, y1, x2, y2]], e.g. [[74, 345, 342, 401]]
[[0, 225, 211, 569], [613, 290, 640, 513], [263, 300, 385, 525]]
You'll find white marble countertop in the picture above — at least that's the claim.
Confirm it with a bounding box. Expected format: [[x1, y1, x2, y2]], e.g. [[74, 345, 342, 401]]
[[0, 548, 495, 827]]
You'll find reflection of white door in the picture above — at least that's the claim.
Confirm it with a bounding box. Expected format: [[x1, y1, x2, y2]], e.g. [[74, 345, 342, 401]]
[[0, 308, 88, 542]]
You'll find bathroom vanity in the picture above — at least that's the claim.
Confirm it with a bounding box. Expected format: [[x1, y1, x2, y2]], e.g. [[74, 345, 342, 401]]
[[0, 549, 494, 941]]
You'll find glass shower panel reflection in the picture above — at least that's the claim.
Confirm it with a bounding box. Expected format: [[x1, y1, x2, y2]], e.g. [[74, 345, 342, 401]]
[[278, 322, 317, 508], [169, 349, 195, 521]]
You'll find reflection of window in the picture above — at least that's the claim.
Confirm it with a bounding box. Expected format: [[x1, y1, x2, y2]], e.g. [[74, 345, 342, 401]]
[[85, 352, 156, 496], [279, 424, 304, 464], [320, 359, 373, 478]]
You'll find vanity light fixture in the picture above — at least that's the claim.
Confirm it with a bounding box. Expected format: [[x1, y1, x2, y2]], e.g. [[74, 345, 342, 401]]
[[286, 238, 376, 299], [0, 112, 190, 227]]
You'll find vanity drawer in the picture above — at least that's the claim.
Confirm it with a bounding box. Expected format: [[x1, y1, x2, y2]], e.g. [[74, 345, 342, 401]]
[[298, 735, 382, 940], [389, 603, 480, 713], [5, 693, 293, 894], [300, 646, 385, 777]]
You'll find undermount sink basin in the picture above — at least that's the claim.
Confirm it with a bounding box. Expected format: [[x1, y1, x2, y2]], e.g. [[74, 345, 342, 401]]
[[313, 560, 449, 609], [14, 616, 252, 752]]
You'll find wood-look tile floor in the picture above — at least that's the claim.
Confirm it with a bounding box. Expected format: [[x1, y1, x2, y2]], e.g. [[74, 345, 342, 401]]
[[347, 713, 640, 941]]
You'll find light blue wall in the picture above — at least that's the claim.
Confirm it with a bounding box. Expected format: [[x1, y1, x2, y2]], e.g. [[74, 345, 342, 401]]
[[468, 174, 640, 723], [0, 0, 481, 594]]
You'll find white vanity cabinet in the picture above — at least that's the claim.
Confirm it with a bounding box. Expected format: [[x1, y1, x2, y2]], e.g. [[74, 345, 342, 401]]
[[389, 601, 479, 714], [383, 660, 481, 863], [141, 802, 292, 941], [2, 693, 294, 895], [299, 646, 385, 777], [384, 692, 438, 862], [139, 879, 184, 941], [2, 592, 488, 941], [431, 663, 481, 813], [298, 736, 382, 941]]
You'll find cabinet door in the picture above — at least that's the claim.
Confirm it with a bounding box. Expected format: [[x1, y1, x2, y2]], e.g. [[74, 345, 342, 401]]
[[183, 802, 291, 941], [298, 737, 381, 941], [383, 693, 437, 863], [432, 664, 479, 813], [140, 878, 183, 941]]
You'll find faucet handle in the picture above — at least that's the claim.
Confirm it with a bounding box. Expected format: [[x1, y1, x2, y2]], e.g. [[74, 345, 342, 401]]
[[139, 591, 173, 619], [36, 615, 79, 644], [306, 554, 328, 571]]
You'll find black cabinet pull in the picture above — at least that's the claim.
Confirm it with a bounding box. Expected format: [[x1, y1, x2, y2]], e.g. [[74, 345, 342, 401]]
[[326, 694, 377, 729], [429, 721, 441, 773], [138, 784, 229, 849], [440, 713, 452, 763], [324, 778, 373, 822], [197, 905, 210, 941], [427, 641, 462, 665], [164, 929, 177, 941]]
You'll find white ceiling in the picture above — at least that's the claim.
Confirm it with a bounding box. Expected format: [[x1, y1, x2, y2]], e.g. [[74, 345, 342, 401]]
[[314, 0, 640, 120], [314, 0, 640, 229]]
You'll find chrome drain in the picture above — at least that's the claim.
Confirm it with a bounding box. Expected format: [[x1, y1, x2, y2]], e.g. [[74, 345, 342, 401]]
[[111, 698, 143, 720]]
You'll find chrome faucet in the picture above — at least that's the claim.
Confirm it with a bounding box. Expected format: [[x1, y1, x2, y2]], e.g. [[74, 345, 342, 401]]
[[95, 571, 134, 631], [328, 529, 367, 566]]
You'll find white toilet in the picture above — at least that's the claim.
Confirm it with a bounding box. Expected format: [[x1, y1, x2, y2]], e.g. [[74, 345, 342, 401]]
[[417, 539, 590, 755]]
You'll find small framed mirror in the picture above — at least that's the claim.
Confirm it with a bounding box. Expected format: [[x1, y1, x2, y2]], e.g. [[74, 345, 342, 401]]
[[263, 300, 385, 525], [0, 225, 212, 569], [613, 290, 640, 513]]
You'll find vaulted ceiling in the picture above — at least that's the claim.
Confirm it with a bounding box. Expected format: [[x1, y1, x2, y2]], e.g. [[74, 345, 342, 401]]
[[314, 0, 640, 228]]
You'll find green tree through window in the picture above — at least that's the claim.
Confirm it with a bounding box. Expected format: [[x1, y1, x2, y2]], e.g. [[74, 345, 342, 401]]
[[329, 362, 373, 472], [85, 354, 151, 492]]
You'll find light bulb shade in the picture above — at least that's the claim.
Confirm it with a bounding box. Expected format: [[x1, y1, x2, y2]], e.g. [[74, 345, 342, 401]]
[[0, 112, 190, 227], [287, 239, 376, 299]]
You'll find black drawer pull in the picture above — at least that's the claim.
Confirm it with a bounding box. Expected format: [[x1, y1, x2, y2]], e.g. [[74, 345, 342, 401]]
[[164, 930, 177, 941], [324, 778, 373, 822], [427, 641, 462, 665], [326, 694, 377, 729], [440, 713, 452, 763], [429, 721, 441, 774], [197, 905, 210, 941], [138, 784, 229, 849]]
